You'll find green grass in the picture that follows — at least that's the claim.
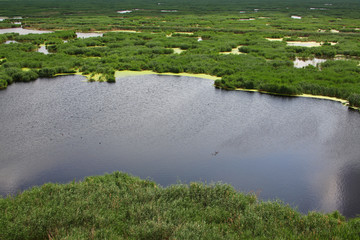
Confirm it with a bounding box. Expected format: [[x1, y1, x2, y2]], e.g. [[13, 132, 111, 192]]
[[1, 172, 359, 239]]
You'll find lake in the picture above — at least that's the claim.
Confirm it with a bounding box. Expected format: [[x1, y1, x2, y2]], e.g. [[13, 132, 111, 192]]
[[0, 75, 359, 218]]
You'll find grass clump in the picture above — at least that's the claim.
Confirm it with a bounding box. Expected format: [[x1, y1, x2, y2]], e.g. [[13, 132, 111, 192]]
[[0, 172, 359, 239]]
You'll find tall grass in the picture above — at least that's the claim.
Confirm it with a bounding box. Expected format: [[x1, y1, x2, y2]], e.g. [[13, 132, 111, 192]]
[[1, 172, 359, 239]]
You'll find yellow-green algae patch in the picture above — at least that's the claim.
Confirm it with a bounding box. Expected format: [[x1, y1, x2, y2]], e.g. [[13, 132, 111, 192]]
[[171, 48, 184, 54], [86, 45, 105, 48], [232, 87, 357, 109], [72, 71, 107, 82], [54, 70, 357, 109], [115, 70, 220, 80], [220, 45, 245, 55], [265, 38, 284, 41], [166, 32, 194, 37], [298, 94, 348, 104], [174, 32, 194, 35], [109, 29, 139, 33], [54, 70, 104, 82], [287, 41, 337, 47], [81, 56, 101, 59], [67, 70, 219, 82], [297, 94, 358, 110], [265, 36, 290, 41]]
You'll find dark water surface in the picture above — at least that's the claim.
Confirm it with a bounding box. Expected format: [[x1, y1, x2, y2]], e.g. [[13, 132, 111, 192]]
[[1, 75, 360, 218]]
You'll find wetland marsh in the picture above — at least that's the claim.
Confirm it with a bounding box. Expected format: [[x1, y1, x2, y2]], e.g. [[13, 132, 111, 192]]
[[1, 1, 360, 237]]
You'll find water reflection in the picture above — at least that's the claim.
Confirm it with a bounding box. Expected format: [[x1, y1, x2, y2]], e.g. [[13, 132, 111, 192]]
[[76, 32, 103, 38], [293, 57, 327, 68], [0, 75, 359, 218], [4, 40, 19, 44], [0, 28, 53, 35], [338, 162, 360, 218], [37, 44, 50, 54]]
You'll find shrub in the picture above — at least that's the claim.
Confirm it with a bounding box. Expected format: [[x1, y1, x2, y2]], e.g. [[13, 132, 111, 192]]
[[106, 74, 116, 83], [37, 68, 56, 78], [0, 78, 8, 89], [348, 93, 360, 107]]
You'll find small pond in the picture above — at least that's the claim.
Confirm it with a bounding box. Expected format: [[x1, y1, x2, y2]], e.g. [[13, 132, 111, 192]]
[[0, 75, 359, 218], [287, 41, 321, 47], [170, 48, 184, 54], [76, 32, 103, 38], [293, 57, 327, 68], [287, 41, 337, 47], [0, 27, 53, 35], [220, 45, 245, 55], [117, 10, 132, 14], [4, 40, 19, 44], [37, 44, 50, 54]]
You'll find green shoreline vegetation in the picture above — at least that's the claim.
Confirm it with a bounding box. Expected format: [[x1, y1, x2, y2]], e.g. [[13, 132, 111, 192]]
[[0, 0, 360, 107], [1, 172, 359, 239]]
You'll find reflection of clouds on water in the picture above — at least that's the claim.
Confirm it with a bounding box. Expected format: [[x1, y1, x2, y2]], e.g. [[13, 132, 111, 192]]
[[311, 109, 360, 217], [312, 166, 340, 214], [315, 159, 360, 218], [338, 162, 360, 218], [0, 140, 63, 196], [0, 75, 359, 217]]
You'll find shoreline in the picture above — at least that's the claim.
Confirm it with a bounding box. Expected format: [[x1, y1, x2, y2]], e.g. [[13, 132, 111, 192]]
[[232, 87, 359, 110], [114, 70, 220, 80], [56, 70, 358, 110]]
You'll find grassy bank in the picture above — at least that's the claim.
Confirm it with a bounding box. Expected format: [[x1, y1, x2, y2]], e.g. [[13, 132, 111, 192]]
[[1, 172, 359, 239]]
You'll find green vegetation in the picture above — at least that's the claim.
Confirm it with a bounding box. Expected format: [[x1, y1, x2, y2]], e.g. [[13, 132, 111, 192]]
[[1, 2, 360, 237], [1, 172, 359, 239], [1, 0, 360, 107]]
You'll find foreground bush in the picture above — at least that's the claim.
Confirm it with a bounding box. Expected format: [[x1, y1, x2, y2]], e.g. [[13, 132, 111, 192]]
[[0, 172, 359, 239]]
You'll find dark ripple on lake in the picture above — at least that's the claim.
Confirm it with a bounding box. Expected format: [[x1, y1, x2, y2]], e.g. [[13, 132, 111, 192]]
[[0, 75, 360, 218]]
